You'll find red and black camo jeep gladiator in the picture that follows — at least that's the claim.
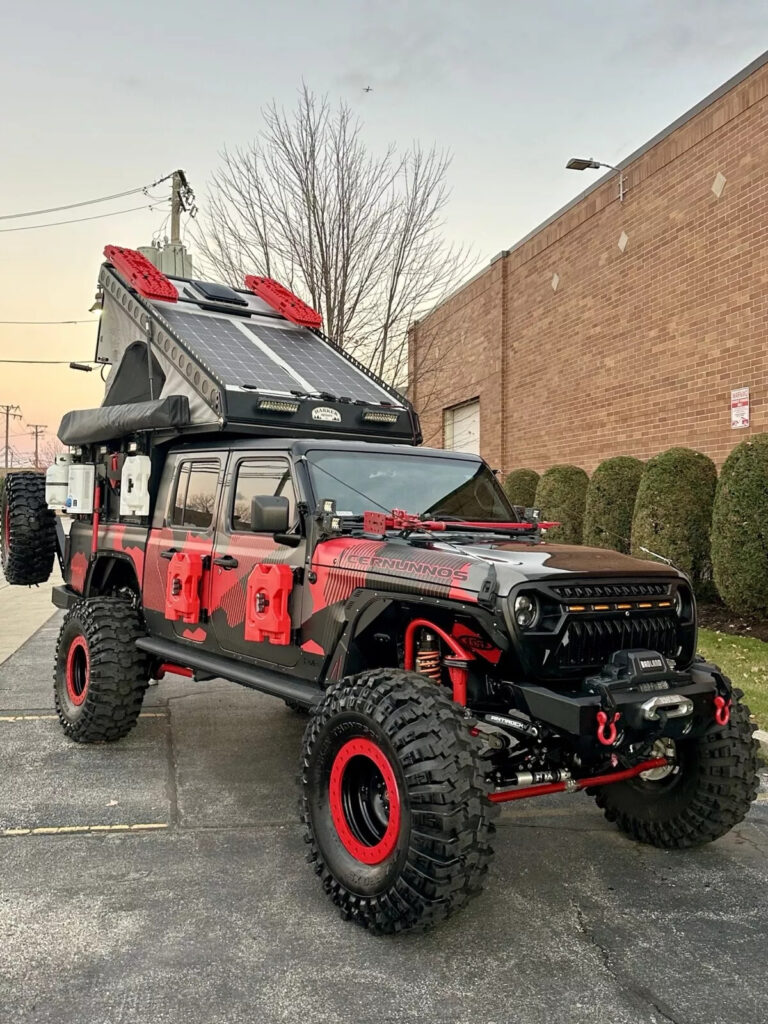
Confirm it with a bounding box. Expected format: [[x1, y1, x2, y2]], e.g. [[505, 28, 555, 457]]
[[0, 246, 758, 933]]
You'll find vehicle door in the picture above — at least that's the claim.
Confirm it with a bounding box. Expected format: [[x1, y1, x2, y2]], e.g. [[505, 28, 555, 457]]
[[143, 454, 223, 644], [209, 455, 305, 666]]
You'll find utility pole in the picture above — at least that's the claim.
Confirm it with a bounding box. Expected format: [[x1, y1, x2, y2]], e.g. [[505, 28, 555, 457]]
[[1, 404, 21, 471], [28, 424, 46, 470], [170, 169, 187, 244]]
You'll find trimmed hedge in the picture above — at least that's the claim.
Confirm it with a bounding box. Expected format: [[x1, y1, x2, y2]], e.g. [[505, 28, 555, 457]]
[[503, 468, 539, 507], [534, 465, 589, 544], [631, 447, 717, 596], [583, 456, 644, 553], [711, 434, 768, 615]]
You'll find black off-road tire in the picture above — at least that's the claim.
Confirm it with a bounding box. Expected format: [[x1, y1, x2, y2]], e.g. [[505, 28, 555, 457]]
[[54, 597, 149, 743], [301, 669, 496, 934], [1, 472, 56, 585], [592, 689, 759, 848]]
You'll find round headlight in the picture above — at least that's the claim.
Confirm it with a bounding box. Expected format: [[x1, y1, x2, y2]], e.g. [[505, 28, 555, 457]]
[[674, 589, 683, 616], [514, 593, 539, 629]]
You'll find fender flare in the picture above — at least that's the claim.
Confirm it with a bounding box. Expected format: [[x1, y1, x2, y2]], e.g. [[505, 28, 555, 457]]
[[324, 588, 509, 683], [84, 552, 141, 598]]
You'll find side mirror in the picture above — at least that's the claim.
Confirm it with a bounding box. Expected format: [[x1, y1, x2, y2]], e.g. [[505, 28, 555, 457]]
[[250, 495, 290, 534]]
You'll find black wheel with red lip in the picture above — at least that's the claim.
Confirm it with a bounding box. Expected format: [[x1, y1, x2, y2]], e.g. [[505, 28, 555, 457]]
[[54, 597, 149, 743], [301, 669, 496, 934]]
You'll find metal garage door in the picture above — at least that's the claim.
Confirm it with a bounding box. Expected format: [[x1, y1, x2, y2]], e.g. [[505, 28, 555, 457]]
[[443, 400, 480, 454]]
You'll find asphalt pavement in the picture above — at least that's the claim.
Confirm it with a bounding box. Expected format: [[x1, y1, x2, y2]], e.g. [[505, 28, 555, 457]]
[[2, 610, 767, 1024]]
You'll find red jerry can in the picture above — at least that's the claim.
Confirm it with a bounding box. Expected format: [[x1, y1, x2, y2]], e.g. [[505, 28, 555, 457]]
[[244, 563, 294, 645], [164, 551, 204, 623]]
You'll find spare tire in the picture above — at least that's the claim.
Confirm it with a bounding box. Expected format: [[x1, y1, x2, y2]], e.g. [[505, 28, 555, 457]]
[[1, 472, 57, 585]]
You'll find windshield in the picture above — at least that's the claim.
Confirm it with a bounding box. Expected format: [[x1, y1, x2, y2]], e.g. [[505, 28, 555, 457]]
[[306, 450, 516, 522]]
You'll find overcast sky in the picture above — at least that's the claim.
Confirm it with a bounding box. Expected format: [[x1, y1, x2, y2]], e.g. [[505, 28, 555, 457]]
[[1, 0, 766, 457]]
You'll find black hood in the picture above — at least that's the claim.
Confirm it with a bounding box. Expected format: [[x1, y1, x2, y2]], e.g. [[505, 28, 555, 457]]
[[428, 539, 682, 596]]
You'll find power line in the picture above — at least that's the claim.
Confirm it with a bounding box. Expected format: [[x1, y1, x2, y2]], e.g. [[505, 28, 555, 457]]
[[0, 359, 98, 365], [0, 319, 98, 325], [0, 171, 174, 222], [0, 201, 167, 234]]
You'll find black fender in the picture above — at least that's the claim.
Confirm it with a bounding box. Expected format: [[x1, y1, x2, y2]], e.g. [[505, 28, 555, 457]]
[[324, 588, 510, 683], [51, 552, 142, 610], [85, 552, 141, 598]]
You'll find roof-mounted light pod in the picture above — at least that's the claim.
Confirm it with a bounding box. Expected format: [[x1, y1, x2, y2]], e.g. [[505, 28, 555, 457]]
[[257, 398, 301, 414], [362, 410, 399, 424]]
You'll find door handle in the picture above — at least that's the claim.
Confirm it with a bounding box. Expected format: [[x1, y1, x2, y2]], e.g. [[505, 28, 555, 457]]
[[213, 555, 239, 570], [160, 548, 178, 561]]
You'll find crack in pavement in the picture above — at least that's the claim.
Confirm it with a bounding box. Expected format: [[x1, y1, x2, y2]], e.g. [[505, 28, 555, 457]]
[[569, 898, 684, 1024], [162, 709, 181, 828], [730, 826, 768, 855]]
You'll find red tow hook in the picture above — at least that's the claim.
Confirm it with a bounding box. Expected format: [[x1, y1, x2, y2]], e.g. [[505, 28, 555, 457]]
[[596, 710, 621, 746], [714, 695, 732, 726]]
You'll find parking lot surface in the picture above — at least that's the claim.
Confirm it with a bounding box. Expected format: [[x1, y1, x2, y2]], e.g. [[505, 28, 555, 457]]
[[2, 611, 767, 1024]]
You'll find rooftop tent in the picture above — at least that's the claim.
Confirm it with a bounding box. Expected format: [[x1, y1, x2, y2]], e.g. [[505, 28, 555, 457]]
[[58, 246, 421, 446]]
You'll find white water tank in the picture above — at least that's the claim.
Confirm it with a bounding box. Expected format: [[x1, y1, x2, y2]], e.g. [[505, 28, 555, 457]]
[[120, 454, 151, 516], [66, 464, 95, 514], [45, 453, 72, 510]]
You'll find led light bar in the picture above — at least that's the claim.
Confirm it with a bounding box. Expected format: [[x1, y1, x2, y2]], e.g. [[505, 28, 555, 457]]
[[257, 398, 301, 414], [567, 600, 675, 613], [362, 410, 399, 424]]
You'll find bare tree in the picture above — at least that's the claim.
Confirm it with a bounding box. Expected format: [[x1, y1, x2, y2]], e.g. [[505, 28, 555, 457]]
[[196, 86, 474, 390], [40, 438, 66, 470]]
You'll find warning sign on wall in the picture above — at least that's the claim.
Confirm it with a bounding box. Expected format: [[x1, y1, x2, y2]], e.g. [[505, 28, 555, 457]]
[[731, 387, 750, 429]]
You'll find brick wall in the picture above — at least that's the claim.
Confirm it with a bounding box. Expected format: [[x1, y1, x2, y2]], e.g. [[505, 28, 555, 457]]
[[410, 57, 768, 474]]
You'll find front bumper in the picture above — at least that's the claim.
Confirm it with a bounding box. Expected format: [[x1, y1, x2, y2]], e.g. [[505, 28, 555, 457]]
[[513, 652, 728, 743]]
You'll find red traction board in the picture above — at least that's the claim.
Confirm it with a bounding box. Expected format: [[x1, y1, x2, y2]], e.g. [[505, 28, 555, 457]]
[[244, 276, 322, 329], [104, 245, 179, 302]]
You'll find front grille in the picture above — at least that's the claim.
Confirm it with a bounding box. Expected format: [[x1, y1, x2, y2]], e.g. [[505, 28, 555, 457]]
[[551, 582, 669, 600], [555, 613, 677, 670]]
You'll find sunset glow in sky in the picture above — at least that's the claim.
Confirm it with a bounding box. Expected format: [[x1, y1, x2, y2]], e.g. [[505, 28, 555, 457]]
[[1, 0, 766, 459]]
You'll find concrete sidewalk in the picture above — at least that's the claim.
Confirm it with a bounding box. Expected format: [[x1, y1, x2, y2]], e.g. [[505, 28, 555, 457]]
[[0, 568, 62, 665]]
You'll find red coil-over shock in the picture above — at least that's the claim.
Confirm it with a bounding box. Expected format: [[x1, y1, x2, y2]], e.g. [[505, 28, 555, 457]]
[[414, 631, 442, 683], [403, 620, 474, 705]]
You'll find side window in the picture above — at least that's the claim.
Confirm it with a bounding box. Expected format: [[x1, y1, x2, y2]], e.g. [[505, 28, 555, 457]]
[[170, 460, 220, 530], [172, 464, 190, 524], [232, 459, 296, 532]]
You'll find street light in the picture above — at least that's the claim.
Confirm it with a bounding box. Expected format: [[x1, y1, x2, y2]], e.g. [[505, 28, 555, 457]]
[[566, 157, 625, 202]]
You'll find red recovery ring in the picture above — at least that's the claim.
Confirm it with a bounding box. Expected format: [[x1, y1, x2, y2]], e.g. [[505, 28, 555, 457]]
[[329, 737, 402, 865], [65, 636, 90, 706]]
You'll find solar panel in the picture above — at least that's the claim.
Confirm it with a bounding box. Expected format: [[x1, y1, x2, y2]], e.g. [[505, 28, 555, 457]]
[[245, 323, 393, 404], [158, 307, 398, 405], [159, 309, 298, 393]]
